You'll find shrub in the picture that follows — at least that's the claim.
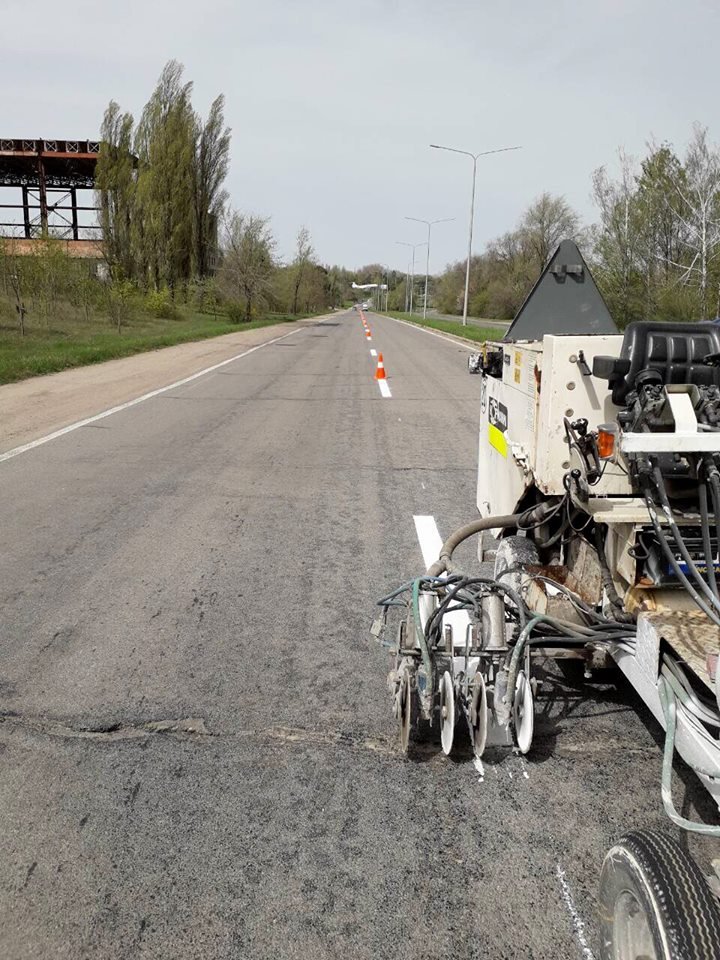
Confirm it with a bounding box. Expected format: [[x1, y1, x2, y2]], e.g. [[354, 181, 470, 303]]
[[145, 288, 179, 319], [225, 300, 247, 323], [108, 279, 136, 333]]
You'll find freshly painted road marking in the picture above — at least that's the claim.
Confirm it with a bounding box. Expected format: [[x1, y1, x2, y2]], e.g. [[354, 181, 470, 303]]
[[0, 323, 319, 464], [382, 314, 477, 351], [370, 349, 377, 357], [413, 514, 444, 569], [378, 380, 392, 398], [556, 864, 596, 960]]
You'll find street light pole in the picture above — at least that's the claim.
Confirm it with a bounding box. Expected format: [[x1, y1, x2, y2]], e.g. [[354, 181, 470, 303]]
[[405, 216, 454, 319], [430, 142, 521, 325], [410, 248, 415, 315], [396, 241, 427, 315]]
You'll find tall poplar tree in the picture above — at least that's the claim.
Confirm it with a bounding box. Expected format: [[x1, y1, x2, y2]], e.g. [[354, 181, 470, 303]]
[[97, 60, 231, 289], [194, 95, 231, 278], [96, 101, 136, 279]]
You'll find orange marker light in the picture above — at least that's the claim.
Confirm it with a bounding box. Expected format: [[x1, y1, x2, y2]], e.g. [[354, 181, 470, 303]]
[[597, 424, 617, 460]]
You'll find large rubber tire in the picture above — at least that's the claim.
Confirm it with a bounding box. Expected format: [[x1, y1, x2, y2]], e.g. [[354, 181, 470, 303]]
[[599, 829, 720, 960]]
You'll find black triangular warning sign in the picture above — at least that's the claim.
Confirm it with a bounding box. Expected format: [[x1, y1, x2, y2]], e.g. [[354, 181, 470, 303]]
[[503, 239, 617, 341]]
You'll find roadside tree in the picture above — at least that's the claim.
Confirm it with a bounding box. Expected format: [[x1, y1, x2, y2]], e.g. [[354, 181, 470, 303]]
[[218, 211, 276, 321]]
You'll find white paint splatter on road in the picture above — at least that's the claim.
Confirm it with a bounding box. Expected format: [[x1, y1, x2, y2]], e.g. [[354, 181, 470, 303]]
[[556, 863, 596, 960]]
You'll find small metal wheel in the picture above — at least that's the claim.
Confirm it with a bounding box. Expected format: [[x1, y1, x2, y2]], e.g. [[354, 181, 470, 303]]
[[398, 665, 431, 754], [398, 667, 415, 753], [599, 829, 720, 960], [470, 672, 488, 759], [439, 670, 455, 756], [511, 670, 534, 754]]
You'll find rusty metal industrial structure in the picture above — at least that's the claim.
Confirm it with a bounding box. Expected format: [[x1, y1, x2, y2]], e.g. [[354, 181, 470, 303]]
[[0, 138, 102, 256]]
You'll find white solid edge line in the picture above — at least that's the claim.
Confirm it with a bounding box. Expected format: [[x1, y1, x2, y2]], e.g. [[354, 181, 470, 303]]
[[370, 349, 377, 357], [381, 314, 477, 352], [0, 322, 319, 464], [378, 379, 392, 398]]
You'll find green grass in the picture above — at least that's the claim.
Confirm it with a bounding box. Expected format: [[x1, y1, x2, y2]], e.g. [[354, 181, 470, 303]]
[[382, 311, 502, 343], [0, 309, 312, 385]]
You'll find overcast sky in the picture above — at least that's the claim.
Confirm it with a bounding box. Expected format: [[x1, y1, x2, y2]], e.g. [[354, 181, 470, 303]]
[[3, 0, 719, 273]]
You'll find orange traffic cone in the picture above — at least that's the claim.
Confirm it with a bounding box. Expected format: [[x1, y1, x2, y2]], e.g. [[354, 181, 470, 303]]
[[375, 353, 387, 380], [365, 329, 372, 340]]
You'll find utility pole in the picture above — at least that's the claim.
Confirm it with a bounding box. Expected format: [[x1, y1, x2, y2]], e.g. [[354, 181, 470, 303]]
[[405, 216, 454, 318], [430, 143, 521, 324]]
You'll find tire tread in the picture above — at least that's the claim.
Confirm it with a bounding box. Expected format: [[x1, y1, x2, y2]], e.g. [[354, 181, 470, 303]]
[[602, 829, 720, 960]]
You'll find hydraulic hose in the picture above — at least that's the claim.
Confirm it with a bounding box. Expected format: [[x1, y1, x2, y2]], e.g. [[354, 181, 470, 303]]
[[644, 496, 720, 628], [650, 466, 720, 618], [423, 576, 528, 648], [707, 471, 720, 594], [594, 524, 633, 621], [698, 481, 719, 601], [505, 615, 546, 713], [657, 676, 720, 836], [411, 578, 433, 678], [426, 503, 555, 578], [661, 655, 720, 727]]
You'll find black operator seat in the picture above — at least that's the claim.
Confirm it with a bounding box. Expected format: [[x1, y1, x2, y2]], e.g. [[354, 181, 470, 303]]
[[592, 321, 720, 405]]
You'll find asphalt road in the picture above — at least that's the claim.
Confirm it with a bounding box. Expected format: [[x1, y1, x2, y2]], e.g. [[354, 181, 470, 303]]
[[1, 310, 715, 959]]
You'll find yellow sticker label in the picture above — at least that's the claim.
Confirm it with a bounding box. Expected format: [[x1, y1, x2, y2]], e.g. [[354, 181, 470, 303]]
[[514, 351, 522, 366], [488, 423, 508, 457], [514, 368, 521, 384]]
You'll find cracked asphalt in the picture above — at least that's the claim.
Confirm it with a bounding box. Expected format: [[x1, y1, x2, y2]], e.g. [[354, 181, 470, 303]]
[[0, 311, 716, 959]]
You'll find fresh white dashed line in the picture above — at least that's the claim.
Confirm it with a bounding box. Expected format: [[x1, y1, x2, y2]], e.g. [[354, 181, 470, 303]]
[[556, 864, 596, 960], [413, 514, 444, 569], [412, 512, 470, 633], [370, 349, 377, 357], [0, 323, 321, 464], [378, 380, 392, 398]]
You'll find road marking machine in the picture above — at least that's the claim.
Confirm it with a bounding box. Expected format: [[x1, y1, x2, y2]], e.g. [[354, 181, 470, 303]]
[[374, 241, 720, 958]]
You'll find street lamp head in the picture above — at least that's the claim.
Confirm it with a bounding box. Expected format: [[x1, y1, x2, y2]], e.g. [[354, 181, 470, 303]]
[[430, 142, 522, 160], [396, 240, 427, 250]]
